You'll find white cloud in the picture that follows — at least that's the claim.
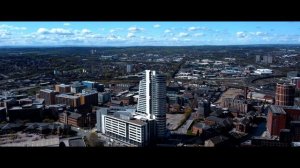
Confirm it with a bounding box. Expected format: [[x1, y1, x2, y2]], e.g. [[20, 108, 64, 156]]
[[164, 29, 171, 33], [37, 28, 73, 35], [50, 28, 73, 35], [0, 30, 11, 37], [188, 27, 199, 31], [194, 33, 204, 37], [107, 34, 118, 40], [153, 24, 161, 28], [37, 28, 49, 34], [128, 26, 144, 32], [255, 31, 267, 36], [188, 26, 209, 31], [110, 28, 123, 33], [81, 29, 91, 34], [178, 32, 189, 37], [0, 24, 27, 30], [236, 31, 246, 38], [127, 32, 135, 38], [63, 23, 70, 26]]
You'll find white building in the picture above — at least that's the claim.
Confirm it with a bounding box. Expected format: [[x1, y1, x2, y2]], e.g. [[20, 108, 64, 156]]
[[96, 108, 155, 147], [126, 64, 133, 73], [137, 70, 166, 138], [254, 69, 273, 75]]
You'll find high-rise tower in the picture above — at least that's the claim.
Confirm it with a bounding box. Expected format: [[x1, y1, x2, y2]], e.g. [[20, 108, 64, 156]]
[[275, 83, 295, 106], [137, 70, 166, 138]]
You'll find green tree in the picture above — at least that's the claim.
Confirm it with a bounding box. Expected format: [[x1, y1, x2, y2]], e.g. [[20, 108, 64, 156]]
[[86, 132, 104, 147]]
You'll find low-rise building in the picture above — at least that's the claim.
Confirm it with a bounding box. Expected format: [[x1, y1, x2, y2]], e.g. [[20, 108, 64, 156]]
[[204, 135, 229, 147], [59, 112, 84, 127]]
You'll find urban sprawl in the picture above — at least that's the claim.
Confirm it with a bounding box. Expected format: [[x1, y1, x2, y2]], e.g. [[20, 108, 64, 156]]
[[0, 46, 300, 147]]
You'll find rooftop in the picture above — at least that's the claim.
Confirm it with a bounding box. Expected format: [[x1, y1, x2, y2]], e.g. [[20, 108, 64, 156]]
[[40, 89, 55, 93], [56, 94, 79, 99], [58, 84, 70, 87], [269, 105, 286, 115], [207, 135, 229, 144]]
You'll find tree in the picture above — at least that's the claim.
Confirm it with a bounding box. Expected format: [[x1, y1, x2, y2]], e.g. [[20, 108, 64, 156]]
[[86, 132, 104, 147], [43, 118, 55, 123]]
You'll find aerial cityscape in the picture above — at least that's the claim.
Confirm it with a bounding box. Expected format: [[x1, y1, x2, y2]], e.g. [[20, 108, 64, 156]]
[[1, 22, 300, 147]]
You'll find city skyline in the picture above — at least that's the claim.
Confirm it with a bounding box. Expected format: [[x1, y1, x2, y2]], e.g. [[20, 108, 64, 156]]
[[1, 22, 300, 46]]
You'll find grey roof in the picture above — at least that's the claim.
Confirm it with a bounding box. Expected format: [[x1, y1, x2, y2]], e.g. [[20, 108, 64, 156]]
[[0, 124, 6, 129], [1, 123, 22, 130], [280, 129, 290, 133], [208, 135, 229, 144], [206, 116, 233, 127], [68, 112, 82, 119], [269, 105, 286, 114], [69, 138, 86, 147], [291, 121, 300, 125], [193, 122, 210, 130]]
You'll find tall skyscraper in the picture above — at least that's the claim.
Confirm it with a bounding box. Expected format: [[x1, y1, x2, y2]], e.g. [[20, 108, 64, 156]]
[[127, 64, 133, 73], [137, 70, 166, 138], [275, 83, 295, 106]]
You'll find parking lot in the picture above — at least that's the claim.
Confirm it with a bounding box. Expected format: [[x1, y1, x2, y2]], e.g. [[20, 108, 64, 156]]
[[166, 114, 185, 130]]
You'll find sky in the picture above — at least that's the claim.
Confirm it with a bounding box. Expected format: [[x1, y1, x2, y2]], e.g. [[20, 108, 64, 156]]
[[0, 22, 300, 46]]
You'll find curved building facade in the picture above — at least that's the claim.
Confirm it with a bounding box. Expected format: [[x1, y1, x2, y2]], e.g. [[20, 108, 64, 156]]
[[137, 70, 166, 138], [275, 83, 295, 106]]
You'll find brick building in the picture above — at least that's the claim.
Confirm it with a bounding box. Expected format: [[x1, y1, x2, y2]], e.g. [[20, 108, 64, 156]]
[[55, 84, 71, 94], [267, 105, 286, 136], [275, 83, 295, 106], [39, 89, 58, 105]]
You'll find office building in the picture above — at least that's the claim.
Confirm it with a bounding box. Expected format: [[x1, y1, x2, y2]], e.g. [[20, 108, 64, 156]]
[[255, 55, 261, 63], [137, 70, 166, 138], [59, 111, 84, 127], [96, 108, 154, 146], [55, 84, 71, 93], [222, 97, 249, 114], [267, 105, 286, 136], [98, 92, 111, 104], [290, 121, 300, 141], [287, 71, 300, 79], [76, 90, 98, 106], [71, 82, 86, 93], [127, 64, 133, 73], [198, 99, 211, 117], [39, 89, 58, 105], [82, 81, 104, 92], [291, 77, 300, 89], [275, 83, 295, 106], [55, 94, 80, 108], [0, 107, 6, 121]]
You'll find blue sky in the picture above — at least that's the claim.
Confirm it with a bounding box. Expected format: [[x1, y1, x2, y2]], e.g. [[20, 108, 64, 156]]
[[0, 22, 299, 46]]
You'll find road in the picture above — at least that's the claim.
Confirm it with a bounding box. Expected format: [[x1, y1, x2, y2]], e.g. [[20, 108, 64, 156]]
[[71, 126, 92, 138], [171, 113, 194, 135]]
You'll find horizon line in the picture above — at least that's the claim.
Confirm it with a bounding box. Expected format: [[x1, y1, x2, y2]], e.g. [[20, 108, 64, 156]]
[[0, 43, 300, 48]]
